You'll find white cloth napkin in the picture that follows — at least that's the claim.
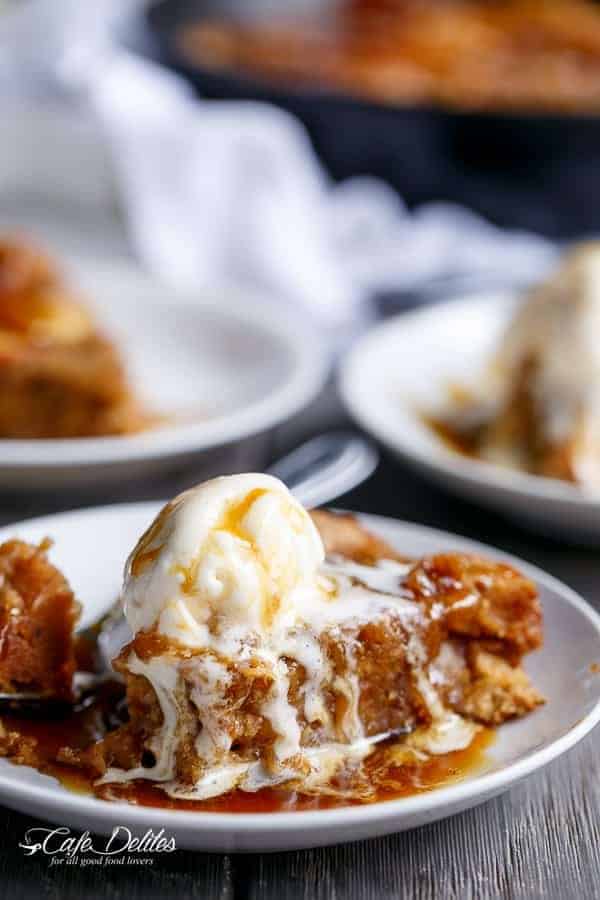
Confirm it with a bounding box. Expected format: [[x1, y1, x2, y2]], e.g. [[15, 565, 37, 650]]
[[0, 0, 558, 332]]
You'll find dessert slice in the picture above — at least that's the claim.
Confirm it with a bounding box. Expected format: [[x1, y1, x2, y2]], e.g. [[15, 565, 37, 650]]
[[0, 236, 146, 438], [474, 242, 600, 487], [0, 539, 80, 700], [178, 1, 600, 114], [96, 475, 543, 802]]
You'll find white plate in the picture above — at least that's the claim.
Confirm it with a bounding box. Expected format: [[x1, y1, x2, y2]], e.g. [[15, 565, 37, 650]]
[[0, 503, 598, 852], [0, 258, 327, 490], [340, 295, 600, 543]]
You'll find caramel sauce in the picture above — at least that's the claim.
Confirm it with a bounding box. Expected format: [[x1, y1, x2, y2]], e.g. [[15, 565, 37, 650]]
[[0, 679, 125, 787], [104, 728, 493, 812], [423, 414, 480, 459], [0, 682, 494, 813]]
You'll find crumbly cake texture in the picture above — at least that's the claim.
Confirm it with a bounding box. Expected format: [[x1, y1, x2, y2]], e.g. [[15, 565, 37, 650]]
[[0, 335, 149, 439], [309, 509, 407, 565], [93, 511, 544, 801], [0, 236, 147, 438], [0, 539, 80, 699]]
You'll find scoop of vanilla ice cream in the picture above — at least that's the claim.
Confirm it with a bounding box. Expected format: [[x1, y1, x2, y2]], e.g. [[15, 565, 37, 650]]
[[123, 474, 325, 650]]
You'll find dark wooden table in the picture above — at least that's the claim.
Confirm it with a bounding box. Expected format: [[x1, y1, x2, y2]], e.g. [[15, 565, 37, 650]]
[[0, 407, 598, 900]]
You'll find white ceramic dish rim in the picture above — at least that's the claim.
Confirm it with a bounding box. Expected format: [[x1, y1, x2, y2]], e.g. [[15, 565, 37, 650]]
[[0, 280, 328, 467], [0, 503, 597, 837], [339, 298, 600, 508]]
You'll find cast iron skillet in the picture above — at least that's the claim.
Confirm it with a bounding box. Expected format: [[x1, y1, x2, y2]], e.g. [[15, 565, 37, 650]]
[[134, 0, 600, 238]]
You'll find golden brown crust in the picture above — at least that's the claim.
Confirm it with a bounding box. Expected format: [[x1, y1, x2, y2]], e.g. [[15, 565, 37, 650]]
[[316, 512, 544, 723], [317, 515, 545, 728], [0, 235, 148, 438], [457, 646, 544, 724], [310, 509, 407, 564], [0, 237, 57, 312], [352, 618, 431, 737], [0, 539, 80, 699], [404, 553, 542, 656]]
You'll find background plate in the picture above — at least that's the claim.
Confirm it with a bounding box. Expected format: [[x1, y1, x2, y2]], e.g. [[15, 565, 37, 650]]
[[340, 294, 600, 544]]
